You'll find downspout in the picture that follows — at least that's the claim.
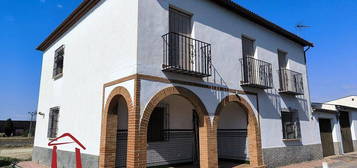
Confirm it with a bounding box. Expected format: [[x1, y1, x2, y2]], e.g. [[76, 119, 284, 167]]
[[304, 46, 314, 119]]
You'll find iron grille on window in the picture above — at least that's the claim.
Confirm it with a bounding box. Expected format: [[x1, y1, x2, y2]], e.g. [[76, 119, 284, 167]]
[[240, 57, 273, 89], [281, 111, 301, 140], [53, 46, 64, 79], [147, 104, 169, 142], [162, 32, 212, 77], [47, 107, 59, 138], [279, 69, 304, 95]]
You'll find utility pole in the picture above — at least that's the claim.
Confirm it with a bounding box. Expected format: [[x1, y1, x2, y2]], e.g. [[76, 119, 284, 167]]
[[28, 111, 37, 138]]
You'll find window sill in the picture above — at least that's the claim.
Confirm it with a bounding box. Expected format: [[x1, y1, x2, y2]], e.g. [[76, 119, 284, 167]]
[[53, 73, 63, 80], [282, 138, 301, 142]]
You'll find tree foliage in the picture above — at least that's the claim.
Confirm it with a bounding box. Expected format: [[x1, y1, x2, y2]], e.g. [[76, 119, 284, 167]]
[[4, 118, 14, 137]]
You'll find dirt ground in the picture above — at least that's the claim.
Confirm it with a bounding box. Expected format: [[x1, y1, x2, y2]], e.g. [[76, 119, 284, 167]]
[[0, 147, 32, 160]]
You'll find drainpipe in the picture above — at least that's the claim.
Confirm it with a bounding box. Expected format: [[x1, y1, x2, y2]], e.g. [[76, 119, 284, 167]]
[[304, 46, 314, 119]]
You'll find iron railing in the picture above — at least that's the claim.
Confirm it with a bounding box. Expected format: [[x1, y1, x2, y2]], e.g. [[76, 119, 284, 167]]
[[240, 57, 273, 89], [279, 69, 304, 95], [162, 32, 212, 77]]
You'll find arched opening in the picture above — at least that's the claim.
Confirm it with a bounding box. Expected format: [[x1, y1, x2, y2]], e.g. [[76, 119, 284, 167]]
[[110, 96, 128, 167], [147, 95, 200, 167], [217, 102, 249, 166], [214, 95, 264, 168], [99, 87, 133, 168], [140, 86, 217, 168]]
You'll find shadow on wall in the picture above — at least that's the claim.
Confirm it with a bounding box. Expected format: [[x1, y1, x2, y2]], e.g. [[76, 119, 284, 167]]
[[244, 88, 310, 121], [158, 0, 305, 64]]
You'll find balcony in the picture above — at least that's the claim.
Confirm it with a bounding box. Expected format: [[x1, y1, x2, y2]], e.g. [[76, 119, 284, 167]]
[[162, 32, 212, 77], [240, 57, 273, 89], [279, 69, 304, 95]]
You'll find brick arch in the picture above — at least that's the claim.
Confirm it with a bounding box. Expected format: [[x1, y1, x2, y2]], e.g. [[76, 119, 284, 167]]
[[214, 95, 265, 168], [139, 86, 218, 167], [99, 86, 133, 168]]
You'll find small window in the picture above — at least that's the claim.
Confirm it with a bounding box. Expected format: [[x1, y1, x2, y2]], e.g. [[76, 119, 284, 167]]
[[278, 50, 287, 69], [147, 104, 169, 142], [53, 46, 64, 79], [242, 36, 255, 58], [48, 107, 60, 138], [281, 111, 301, 140]]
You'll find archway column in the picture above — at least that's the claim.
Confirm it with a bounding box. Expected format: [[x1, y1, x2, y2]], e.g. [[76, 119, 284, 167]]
[[99, 86, 134, 168], [139, 86, 218, 168], [214, 95, 265, 168]]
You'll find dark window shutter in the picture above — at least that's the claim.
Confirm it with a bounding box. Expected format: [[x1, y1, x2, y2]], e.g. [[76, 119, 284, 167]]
[[242, 37, 254, 58]]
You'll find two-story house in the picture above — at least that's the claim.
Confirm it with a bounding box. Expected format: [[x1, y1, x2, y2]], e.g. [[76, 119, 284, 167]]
[[33, 0, 322, 167]]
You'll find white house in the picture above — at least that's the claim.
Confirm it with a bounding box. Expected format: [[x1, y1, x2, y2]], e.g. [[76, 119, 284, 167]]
[[33, 0, 321, 167], [313, 96, 357, 157]]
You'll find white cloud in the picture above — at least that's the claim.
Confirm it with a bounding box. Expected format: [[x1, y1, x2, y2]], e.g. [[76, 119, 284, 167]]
[[57, 4, 63, 8]]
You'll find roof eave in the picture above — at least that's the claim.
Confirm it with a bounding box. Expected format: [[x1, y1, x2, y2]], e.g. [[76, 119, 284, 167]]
[[210, 0, 314, 47]]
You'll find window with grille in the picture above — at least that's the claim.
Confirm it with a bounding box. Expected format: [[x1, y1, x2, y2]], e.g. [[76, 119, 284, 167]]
[[53, 46, 64, 79], [147, 104, 169, 142], [47, 107, 60, 138], [281, 111, 301, 140]]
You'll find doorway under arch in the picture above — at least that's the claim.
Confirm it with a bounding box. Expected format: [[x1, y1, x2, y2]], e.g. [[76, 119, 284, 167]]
[[214, 95, 264, 167]]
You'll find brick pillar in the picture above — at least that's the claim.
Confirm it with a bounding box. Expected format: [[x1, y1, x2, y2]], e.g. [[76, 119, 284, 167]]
[[199, 116, 218, 168], [99, 112, 118, 167], [126, 78, 142, 168]]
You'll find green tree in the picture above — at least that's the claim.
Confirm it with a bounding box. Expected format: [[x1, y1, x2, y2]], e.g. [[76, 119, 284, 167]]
[[4, 118, 14, 137]]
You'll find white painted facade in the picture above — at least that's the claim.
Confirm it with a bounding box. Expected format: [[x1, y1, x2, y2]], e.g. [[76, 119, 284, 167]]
[[34, 0, 320, 167], [137, 0, 319, 149], [35, 0, 139, 156]]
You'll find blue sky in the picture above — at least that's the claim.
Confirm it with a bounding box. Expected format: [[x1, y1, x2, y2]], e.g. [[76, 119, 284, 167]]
[[1, 0, 356, 120]]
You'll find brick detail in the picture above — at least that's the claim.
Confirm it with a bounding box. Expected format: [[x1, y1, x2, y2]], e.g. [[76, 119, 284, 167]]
[[99, 86, 133, 168], [127, 78, 142, 167], [214, 95, 266, 168], [139, 86, 218, 168]]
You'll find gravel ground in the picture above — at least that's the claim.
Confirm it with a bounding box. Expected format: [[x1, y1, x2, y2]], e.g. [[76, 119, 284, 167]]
[[0, 147, 32, 160]]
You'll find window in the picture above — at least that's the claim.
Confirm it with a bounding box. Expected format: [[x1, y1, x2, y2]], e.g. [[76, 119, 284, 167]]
[[53, 46, 64, 79], [281, 111, 301, 140], [278, 50, 287, 70], [242, 36, 255, 58], [147, 104, 169, 142], [47, 107, 60, 138]]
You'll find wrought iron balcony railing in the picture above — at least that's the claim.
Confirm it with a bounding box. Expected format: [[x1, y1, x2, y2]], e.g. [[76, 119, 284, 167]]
[[162, 32, 212, 77], [240, 57, 273, 89], [279, 69, 304, 95]]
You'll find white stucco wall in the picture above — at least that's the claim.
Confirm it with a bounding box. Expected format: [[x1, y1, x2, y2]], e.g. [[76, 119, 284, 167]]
[[137, 0, 319, 148], [34, 0, 138, 156], [327, 96, 357, 109], [161, 95, 194, 129], [218, 103, 247, 129]]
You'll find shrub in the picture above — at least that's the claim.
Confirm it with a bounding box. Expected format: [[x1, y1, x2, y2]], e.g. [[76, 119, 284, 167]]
[[4, 119, 14, 137]]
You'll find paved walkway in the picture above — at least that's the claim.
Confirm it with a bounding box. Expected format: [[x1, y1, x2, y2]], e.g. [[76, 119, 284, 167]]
[[280, 152, 357, 168], [16, 162, 48, 168]]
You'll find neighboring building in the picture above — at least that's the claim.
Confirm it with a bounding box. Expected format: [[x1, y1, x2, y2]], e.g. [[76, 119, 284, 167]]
[[313, 96, 357, 157], [0, 120, 36, 136], [33, 0, 320, 168]]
